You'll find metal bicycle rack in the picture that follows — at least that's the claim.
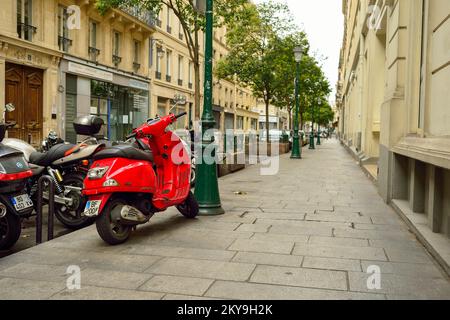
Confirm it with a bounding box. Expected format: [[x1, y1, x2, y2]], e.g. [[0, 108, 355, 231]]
[[36, 175, 55, 244]]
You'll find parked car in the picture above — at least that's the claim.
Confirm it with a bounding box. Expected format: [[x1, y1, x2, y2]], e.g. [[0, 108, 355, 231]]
[[260, 130, 283, 142]]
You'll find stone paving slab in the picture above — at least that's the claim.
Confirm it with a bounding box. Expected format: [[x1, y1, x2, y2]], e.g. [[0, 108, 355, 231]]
[[0, 140, 449, 300], [204, 281, 385, 300]]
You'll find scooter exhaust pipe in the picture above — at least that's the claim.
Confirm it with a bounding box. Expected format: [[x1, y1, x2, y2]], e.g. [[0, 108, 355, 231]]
[[111, 205, 150, 226], [0, 203, 7, 218]]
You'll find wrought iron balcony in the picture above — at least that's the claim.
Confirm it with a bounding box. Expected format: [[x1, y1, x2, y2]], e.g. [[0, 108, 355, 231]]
[[58, 36, 73, 52], [112, 55, 122, 66], [178, 79, 183, 86], [89, 47, 100, 62], [188, 83, 193, 89], [133, 62, 141, 72], [155, 71, 162, 80], [119, 4, 156, 28], [166, 75, 172, 82]]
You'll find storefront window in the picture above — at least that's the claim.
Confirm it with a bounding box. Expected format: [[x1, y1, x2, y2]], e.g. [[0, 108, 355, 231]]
[[90, 80, 148, 142], [65, 74, 78, 143]]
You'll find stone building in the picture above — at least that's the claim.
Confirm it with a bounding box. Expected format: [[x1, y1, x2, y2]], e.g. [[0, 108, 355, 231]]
[[337, 0, 450, 272], [0, 0, 260, 147]]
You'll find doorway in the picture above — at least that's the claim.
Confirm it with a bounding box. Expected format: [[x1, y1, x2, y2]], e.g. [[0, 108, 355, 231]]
[[5, 63, 43, 145]]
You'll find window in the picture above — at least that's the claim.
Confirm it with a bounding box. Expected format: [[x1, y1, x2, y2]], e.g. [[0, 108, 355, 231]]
[[178, 55, 184, 86], [112, 31, 121, 66], [17, 0, 35, 41], [88, 20, 100, 61], [166, 50, 172, 82], [166, 6, 172, 33], [133, 40, 141, 71], [188, 61, 193, 89], [155, 46, 162, 79], [58, 5, 71, 52]]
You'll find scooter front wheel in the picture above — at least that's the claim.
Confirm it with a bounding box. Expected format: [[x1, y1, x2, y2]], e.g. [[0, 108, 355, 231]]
[[96, 198, 131, 245], [176, 191, 199, 219]]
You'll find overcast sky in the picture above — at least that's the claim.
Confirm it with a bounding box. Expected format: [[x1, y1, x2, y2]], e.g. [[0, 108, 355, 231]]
[[254, 0, 344, 101]]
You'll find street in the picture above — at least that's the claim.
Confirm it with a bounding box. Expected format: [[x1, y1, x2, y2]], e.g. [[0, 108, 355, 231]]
[[0, 139, 449, 300]]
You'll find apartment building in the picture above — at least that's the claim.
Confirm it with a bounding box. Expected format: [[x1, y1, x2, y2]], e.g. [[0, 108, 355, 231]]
[[0, 0, 154, 145], [337, 0, 450, 271], [0, 0, 260, 147]]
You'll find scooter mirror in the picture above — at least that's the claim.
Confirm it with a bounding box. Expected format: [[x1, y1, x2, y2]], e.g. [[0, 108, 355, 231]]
[[5, 103, 15, 113]]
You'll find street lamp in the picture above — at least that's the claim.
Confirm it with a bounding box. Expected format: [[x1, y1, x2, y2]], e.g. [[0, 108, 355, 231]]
[[194, 0, 225, 216], [291, 46, 303, 159], [316, 97, 322, 146]]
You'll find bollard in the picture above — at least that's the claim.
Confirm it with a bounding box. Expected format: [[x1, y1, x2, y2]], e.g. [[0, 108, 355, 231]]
[[36, 176, 55, 244]]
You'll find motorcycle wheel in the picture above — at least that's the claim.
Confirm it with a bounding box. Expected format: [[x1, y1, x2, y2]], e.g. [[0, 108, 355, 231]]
[[55, 172, 93, 230], [176, 191, 199, 219], [96, 198, 132, 245], [0, 212, 22, 250]]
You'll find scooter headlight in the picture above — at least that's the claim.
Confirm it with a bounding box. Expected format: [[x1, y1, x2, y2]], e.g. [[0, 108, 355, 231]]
[[88, 166, 109, 180]]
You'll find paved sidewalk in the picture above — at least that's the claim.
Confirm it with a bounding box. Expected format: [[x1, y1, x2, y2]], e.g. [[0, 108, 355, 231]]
[[0, 139, 449, 300]]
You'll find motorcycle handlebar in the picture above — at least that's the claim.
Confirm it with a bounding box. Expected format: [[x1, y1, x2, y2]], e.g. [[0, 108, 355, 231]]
[[126, 132, 137, 140], [126, 112, 187, 140]]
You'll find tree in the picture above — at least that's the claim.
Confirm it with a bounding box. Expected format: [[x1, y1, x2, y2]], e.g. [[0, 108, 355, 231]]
[[216, 0, 307, 142], [95, 0, 247, 119]]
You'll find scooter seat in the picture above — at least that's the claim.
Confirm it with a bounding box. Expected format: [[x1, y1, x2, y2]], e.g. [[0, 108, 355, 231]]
[[29, 143, 76, 167], [94, 145, 154, 162]]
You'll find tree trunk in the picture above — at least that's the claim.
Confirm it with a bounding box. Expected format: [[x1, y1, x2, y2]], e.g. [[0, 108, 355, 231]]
[[194, 62, 201, 119], [265, 100, 270, 147]]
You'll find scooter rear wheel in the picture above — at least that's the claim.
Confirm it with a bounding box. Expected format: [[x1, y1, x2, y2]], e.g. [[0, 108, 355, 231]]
[[96, 198, 131, 245], [0, 212, 22, 250]]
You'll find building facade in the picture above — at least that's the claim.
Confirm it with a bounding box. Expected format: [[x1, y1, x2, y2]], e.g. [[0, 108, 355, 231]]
[[337, 0, 450, 270], [0, 0, 260, 147]]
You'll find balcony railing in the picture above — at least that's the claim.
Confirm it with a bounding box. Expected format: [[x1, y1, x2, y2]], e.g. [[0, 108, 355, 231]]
[[133, 62, 141, 72], [112, 55, 122, 66], [178, 79, 183, 86], [166, 75, 172, 82], [17, 23, 37, 41], [119, 4, 156, 27], [58, 36, 72, 52], [188, 82, 193, 89], [89, 47, 100, 62], [155, 71, 162, 80]]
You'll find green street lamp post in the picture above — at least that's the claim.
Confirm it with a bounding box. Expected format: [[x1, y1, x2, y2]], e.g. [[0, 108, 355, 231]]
[[194, 0, 225, 216], [316, 97, 322, 146], [291, 46, 303, 159]]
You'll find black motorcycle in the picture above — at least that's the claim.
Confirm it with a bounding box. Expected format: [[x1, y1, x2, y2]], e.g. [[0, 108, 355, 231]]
[[4, 115, 106, 230], [0, 107, 34, 249]]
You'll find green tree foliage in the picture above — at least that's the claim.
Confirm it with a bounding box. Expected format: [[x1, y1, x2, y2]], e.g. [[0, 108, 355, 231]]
[[216, 0, 304, 140], [95, 0, 246, 118], [216, 0, 333, 136]]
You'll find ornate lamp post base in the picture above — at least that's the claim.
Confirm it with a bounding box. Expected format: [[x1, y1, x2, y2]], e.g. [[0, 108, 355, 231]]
[[309, 132, 315, 150]]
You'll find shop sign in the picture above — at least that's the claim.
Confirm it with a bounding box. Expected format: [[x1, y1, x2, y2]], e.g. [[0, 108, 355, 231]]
[[68, 62, 113, 82], [129, 79, 149, 91]]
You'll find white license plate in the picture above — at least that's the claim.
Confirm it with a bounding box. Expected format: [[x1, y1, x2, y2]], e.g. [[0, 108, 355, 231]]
[[84, 200, 102, 217], [11, 194, 33, 211]]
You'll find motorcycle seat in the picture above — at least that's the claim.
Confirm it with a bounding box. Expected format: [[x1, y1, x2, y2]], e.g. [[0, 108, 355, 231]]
[[93, 144, 154, 162], [29, 143, 76, 167], [29, 164, 45, 176]]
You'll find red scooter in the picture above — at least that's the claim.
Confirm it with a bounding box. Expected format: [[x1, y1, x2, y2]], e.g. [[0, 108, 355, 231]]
[[82, 112, 198, 245]]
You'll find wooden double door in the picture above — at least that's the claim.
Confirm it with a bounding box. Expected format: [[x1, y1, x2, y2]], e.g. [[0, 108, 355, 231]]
[[5, 63, 43, 145]]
